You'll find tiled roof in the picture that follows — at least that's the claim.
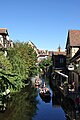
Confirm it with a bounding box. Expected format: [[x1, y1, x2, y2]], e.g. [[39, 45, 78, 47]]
[[53, 51, 66, 55], [48, 51, 53, 55], [69, 30, 80, 46], [0, 28, 8, 34]]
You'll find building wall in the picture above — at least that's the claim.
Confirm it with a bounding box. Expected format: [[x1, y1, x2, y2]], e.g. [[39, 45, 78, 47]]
[[71, 47, 79, 57], [69, 71, 79, 91], [53, 54, 66, 69], [28, 41, 38, 56], [0, 35, 4, 47], [66, 47, 79, 66]]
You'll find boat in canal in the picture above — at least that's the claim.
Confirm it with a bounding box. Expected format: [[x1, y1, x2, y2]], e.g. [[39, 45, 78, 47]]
[[35, 78, 42, 86], [39, 90, 51, 103], [39, 82, 51, 102]]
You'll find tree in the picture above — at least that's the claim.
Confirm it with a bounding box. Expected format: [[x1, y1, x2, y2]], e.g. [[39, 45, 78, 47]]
[[39, 57, 52, 76], [0, 51, 15, 92], [7, 42, 37, 91]]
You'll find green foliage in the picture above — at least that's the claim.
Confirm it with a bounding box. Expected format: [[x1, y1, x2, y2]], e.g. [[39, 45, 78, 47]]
[[0, 51, 16, 92], [0, 51, 12, 71], [39, 57, 52, 73], [7, 42, 37, 91], [0, 41, 38, 92], [0, 85, 38, 120]]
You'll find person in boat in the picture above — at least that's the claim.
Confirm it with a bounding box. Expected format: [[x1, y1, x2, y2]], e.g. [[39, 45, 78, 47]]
[[40, 82, 46, 93], [43, 88, 46, 93], [43, 82, 46, 87], [35, 78, 39, 85], [40, 88, 46, 94], [43, 87, 49, 94], [40, 89, 44, 93], [43, 82, 49, 91], [40, 82, 49, 93]]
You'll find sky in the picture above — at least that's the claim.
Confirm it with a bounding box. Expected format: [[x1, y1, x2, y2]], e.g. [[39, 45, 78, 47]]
[[0, 0, 80, 51]]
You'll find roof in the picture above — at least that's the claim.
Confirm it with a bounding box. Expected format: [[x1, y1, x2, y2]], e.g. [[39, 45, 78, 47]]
[[38, 50, 53, 57], [53, 51, 66, 56], [38, 50, 48, 54], [0, 28, 8, 34], [66, 30, 80, 47], [28, 40, 37, 49], [48, 51, 53, 55]]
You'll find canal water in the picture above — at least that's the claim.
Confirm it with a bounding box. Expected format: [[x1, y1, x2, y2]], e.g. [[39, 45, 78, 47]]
[[0, 78, 79, 120], [32, 79, 66, 120]]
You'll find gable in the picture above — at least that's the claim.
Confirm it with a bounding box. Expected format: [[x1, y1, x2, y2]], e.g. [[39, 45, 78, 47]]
[[66, 30, 80, 49], [70, 48, 80, 62]]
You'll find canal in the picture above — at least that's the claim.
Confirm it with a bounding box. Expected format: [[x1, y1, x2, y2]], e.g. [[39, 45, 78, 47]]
[[32, 78, 80, 120], [0, 77, 80, 120], [32, 78, 66, 120], [32, 95, 66, 120]]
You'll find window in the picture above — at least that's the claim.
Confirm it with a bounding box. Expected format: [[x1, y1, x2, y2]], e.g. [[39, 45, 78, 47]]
[[60, 58, 64, 63]]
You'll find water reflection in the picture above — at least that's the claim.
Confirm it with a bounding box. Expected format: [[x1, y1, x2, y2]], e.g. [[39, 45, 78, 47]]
[[0, 95, 7, 112], [0, 77, 80, 120], [61, 96, 80, 120], [32, 79, 66, 120], [33, 92, 66, 120], [39, 92, 51, 103], [50, 79, 80, 120], [0, 85, 38, 120], [52, 90, 62, 107]]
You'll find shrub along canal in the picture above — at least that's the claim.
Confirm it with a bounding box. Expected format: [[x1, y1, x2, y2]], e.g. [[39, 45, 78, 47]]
[[0, 77, 79, 120]]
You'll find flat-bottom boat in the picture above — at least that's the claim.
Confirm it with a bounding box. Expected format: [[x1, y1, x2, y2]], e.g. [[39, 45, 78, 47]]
[[39, 82, 51, 102], [35, 78, 42, 86]]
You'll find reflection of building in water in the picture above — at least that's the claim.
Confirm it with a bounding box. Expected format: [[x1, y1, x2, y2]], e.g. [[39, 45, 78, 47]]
[[61, 97, 80, 120], [52, 90, 62, 107], [52, 87, 80, 120]]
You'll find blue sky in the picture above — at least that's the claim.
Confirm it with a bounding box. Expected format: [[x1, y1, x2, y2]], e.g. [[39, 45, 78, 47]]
[[0, 0, 80, 50]]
